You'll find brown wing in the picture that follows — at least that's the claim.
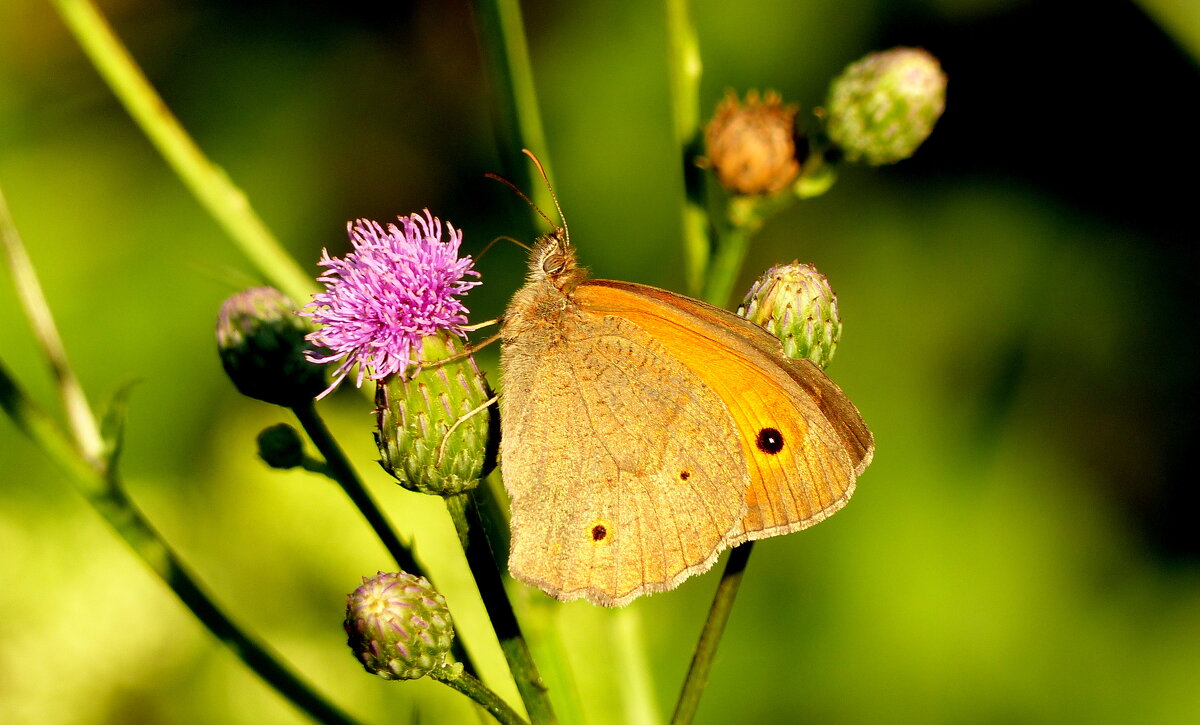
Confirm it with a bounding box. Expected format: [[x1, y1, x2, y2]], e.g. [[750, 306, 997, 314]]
[[577, 281, 874, 545], [500, 308, 750, 607]]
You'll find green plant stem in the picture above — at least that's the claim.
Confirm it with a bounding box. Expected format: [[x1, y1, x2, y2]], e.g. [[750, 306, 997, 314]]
[[445, 493, 557, 725], [670, 258, 759, 722], [297, 454, 333, 478], [700, 224, 751, 310], [475, 476, 590, 722], [4, 195, 356, 724], [671, 194, 773, 723], [1, 188, 104, 466], [613, 608, 662, 725], [671, 542, 753, 724], [433, 666, 530, 725], [472, 0, 554, 216], [468, 5, 585, 721], [521, 599, 585, 725], [48, 0, 317, 306], [665, 0, 710, 296], [0, 363, 360, 725], [291, 401, 421, 575]]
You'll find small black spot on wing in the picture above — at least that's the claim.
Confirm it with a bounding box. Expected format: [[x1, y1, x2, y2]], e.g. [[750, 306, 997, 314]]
[[756, 427, 784, 454]]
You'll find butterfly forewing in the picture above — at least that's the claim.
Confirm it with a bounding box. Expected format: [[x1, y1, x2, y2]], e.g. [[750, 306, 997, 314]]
[[576, 281, 872, 545]]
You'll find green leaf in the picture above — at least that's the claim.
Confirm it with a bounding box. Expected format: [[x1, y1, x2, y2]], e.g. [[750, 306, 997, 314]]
[[100, 380, 140, 470]]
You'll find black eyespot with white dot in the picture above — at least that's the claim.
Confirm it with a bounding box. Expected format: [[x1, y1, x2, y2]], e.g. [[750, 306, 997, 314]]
[[756, 427, 784, 454]]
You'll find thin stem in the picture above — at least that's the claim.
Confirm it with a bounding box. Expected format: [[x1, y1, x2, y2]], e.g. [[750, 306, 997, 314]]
[[289, 401, 482, 678], [445, 493, 557, 725], [1, 188, 104, 467], [671, 192, 769, 723], [614, 608, 662, 725], [521, 599, 586, 725], [671, 543, 753, 725], [700, 224, 751, 310], [469, 6, 580, 721], [297, 454, 334, 478], [665, 0, 710, 296], [0, 363, 359, 725], [472, 0, 555, 217], [48, 0, 317, 306], [433, 666, 530, 725], [291, 400, 421, 576], [671, 255, 758, 722], [704, 189, 796, 308]]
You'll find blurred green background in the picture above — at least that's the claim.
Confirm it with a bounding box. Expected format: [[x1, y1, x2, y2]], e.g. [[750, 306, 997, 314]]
[[2, 0, 1198, 723]]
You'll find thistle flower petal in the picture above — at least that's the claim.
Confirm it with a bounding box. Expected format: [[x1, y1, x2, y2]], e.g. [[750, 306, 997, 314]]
[[301, 210, 480, 397]]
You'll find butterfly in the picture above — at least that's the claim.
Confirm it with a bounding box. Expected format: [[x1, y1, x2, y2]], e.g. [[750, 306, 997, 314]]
[[497, 203, 873, 607]]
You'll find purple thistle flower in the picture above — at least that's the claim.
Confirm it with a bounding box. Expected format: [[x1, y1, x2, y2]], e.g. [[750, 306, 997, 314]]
[[302, 210, 480, 397]]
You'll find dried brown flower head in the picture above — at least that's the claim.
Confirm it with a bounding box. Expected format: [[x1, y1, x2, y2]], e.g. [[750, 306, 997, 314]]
[[704, 90, 801, 195]]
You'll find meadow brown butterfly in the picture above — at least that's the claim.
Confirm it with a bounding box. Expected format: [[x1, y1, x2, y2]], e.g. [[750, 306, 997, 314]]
[[498, 171, 874, 607]]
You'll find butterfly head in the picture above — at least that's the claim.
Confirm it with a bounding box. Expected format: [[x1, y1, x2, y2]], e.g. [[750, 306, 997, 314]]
[[529, 225, 587, 294]]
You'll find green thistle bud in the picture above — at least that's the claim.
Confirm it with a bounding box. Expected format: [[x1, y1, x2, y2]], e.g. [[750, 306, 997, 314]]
[[705, 89, 802, 195], [374, 332, 495, 496], [738, 262, 842, 369], [216, 287, 325, 407], [256, 423, 304, 469], [825, 47, 946, 165], [344, 571, 456, 681]]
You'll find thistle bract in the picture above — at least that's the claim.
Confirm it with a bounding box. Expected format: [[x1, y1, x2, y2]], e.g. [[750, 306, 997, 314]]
[[344, 571, 455, 681], [375, 332, 494, 496], [216, 287, 325, 407], [826, 47, 946, 165], [738, 262, 842, 370]]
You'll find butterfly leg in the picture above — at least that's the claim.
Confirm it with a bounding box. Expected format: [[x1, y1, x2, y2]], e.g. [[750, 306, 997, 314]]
[[436, 394, 499, 466]]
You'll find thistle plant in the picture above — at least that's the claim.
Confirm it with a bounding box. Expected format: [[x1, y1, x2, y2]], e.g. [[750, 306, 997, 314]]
[[301, 209, 551, 723], [256, 422, 308, 470], [344, 571, 457, 681], [705, 90, 802, 195], [217, 286, 327, 406], [825, 47, 947, 166], [739, 262, 843, 369], [2, 1, 948, 724], [373, 333, 495, 497], [301, 213, 481, 397]]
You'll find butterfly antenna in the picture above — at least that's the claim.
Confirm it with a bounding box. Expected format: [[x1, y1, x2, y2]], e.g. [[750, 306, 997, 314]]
[[484, 171, 558, 233], [521, 148, 570, 247], [479, 234, 532, 260]]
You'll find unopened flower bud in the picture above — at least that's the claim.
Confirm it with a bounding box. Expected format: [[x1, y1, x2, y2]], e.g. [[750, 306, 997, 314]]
[[344, 571, 455, 681], [705, 90, 801, 195], [256, 424, 305, 469], [375, 332, 494, 496], [825, 47, 946, 165], [738, 262, 842, 369], [216, 287, 325, 407]]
